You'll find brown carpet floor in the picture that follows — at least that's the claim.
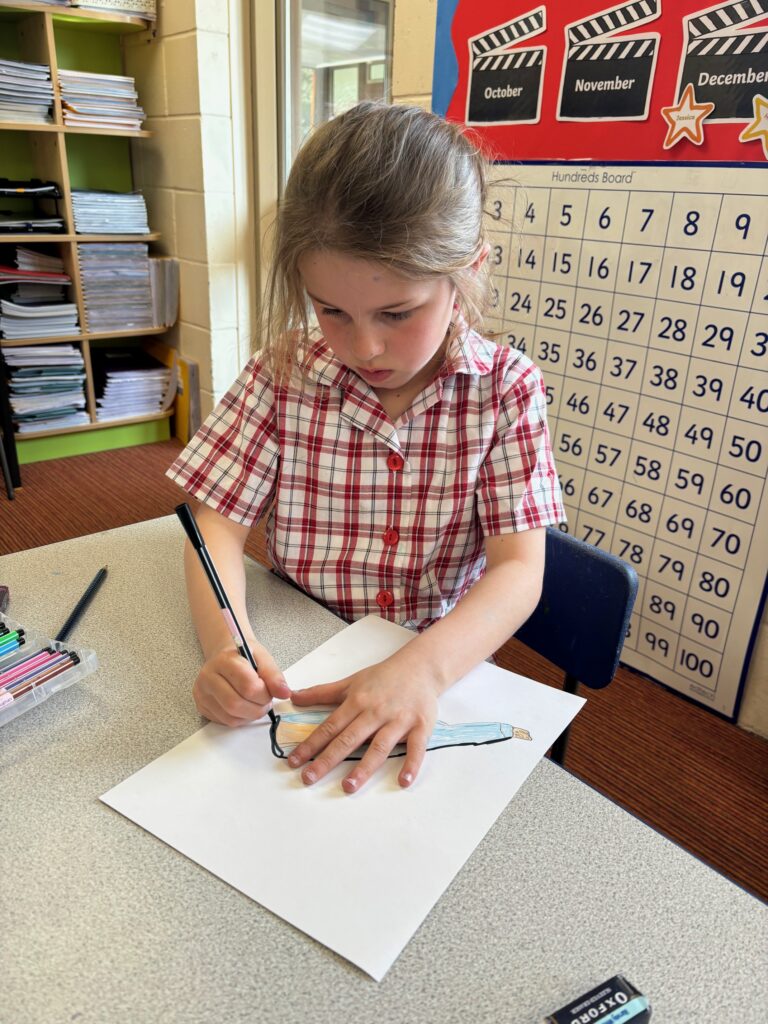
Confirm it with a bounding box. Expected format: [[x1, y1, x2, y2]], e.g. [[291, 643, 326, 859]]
[[2, 439, 766, 902]]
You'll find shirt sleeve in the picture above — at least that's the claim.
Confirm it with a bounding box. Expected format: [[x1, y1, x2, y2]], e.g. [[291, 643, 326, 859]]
[[476, 354, 566, 535], [166, 355, 280, 526]]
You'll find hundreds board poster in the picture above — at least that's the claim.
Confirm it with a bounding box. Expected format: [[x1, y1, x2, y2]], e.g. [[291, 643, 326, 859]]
[[433, 1, 768, 718]]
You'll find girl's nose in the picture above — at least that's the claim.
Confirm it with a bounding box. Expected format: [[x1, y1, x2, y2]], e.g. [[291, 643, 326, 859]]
[[350, 325, 385, 362]]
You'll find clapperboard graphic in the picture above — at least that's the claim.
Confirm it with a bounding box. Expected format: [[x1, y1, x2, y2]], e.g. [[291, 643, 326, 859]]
[[558, 0, 661, 120], [466, 8, 547, 124], [678, 0, 768, 121]]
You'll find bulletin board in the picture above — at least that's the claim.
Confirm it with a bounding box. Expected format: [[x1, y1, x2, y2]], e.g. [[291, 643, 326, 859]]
[[433, 1, 768, 718]]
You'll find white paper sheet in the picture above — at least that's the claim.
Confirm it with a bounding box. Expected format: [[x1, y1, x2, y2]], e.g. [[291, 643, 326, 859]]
[[101, 615, 584, 980]]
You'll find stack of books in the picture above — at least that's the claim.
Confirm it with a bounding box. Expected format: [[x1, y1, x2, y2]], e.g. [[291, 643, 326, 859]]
[[72, 190, 150, 234], [0, 58, 54, 123], [70, 1, 157, 18], [4, 345, 89, 435], [92, 345, 174, 422], [77, 242, 154, 332], [59, 69, 145, 131], [0, 249, 80, 340], [149, 257, 179, 327]]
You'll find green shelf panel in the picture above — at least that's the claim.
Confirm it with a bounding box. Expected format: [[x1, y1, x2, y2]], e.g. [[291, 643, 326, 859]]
[[0, 132, 37, 195], [0, 13, 24, 62], [16, 418, 171, 464], [65, 133, 134, 192], [53, 23, 123, 75]]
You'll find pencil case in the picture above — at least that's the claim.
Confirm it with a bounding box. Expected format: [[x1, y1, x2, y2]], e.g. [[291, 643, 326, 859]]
[[0, 613, 98, 728]]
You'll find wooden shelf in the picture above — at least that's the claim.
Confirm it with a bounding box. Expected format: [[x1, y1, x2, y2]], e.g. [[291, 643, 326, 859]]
[[62, 125, 151, 137], [0, 122, 151, 137], [17, 408, 171, 440], [0, 234, 69, 243], [0, 121, 59, 132], [0, 0, 174, 457], [75, 233, 160, 242], [1, 233, 160, 243], [1, 327, 168, 346], [0, 2, 150, 30], [86, 326, 168, 341]]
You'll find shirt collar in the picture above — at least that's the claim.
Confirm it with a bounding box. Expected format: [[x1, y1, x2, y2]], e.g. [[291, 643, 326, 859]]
[[299, 328, 497, 393]]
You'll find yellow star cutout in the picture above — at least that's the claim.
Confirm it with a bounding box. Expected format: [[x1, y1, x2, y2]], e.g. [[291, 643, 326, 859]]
[[739, 94, 768, 159], [661, 83, 715, 149]]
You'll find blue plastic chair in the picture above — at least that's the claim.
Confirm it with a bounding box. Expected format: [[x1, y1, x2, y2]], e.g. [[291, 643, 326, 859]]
[[515, 526, 639, 766]]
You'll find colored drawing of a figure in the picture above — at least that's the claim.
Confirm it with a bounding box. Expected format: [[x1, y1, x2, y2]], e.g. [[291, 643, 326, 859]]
[[270, 709, 531, 760]]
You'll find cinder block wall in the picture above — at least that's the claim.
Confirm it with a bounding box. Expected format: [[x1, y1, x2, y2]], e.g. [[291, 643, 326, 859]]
[[124, 0, 255, 419], [392, 0, 436, 108]]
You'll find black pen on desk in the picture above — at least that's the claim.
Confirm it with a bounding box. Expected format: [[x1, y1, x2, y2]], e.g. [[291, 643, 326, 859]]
[[175, 502, 277, 726], [55, 566, 108, 643]]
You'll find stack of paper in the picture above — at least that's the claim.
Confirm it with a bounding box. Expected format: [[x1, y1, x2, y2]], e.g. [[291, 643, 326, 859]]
[[59, 69, 145, 131], [0, 58, 54, 123], [5, 345, 89, 434], [70, 1, 157, 20], [72, 190, 150, 234], [77, 242, 154, 332], [149, 257, 179, 327], [0, 297, 79, 339], [16, 247, 66, 275], [92, 345, 174, 422], [0, 249, 80, 339]]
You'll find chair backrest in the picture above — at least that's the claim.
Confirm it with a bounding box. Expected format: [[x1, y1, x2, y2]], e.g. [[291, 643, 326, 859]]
[[515, 527, 638, 690]]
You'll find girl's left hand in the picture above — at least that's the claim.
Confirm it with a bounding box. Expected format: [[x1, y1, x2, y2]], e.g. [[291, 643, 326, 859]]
[[285, 660, 440, 793]]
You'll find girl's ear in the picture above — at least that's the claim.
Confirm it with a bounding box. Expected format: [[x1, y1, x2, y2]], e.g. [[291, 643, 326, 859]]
[[472, 242, 491, 272]]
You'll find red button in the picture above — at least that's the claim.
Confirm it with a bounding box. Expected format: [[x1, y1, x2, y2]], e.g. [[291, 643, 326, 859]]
[[383, 528, 399, 546], [376, 589, 394, 609], [386, 452, 404, 472]]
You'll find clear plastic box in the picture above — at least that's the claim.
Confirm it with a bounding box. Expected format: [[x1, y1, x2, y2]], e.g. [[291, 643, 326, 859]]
[[0, 614, 98, 728]]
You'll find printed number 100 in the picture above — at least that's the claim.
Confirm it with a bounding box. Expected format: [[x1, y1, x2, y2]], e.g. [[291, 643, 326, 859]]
[[679, 647, 715, 680]]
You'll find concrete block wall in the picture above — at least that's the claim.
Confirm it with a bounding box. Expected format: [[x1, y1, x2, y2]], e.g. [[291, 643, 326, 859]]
[[392, 0, 436, 108], [123, 0, 255, 419]]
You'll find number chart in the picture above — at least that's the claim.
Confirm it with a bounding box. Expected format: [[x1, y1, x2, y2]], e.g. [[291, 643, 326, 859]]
[[433, 0, 768, 718], [483, 164, 767, 716]]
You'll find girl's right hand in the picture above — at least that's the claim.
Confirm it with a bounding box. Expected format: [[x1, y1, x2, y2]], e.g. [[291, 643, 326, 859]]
[[192, 644, 290, 727]]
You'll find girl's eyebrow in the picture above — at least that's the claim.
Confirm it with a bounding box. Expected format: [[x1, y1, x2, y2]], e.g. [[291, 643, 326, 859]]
[[306, 290, 413, 312]]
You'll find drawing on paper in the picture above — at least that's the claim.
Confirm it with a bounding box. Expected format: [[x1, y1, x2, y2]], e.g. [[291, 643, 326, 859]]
[[269, 709, 532, 760]]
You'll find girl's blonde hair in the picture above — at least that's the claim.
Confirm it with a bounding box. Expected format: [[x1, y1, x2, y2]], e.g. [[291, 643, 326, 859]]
[[261, 101, 491, 381]]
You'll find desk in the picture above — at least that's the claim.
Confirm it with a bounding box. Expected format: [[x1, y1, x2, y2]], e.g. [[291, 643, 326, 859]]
[[2, 517, 766, 1023]]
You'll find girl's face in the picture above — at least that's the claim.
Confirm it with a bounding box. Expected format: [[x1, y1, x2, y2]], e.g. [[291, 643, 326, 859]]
[[298, 250, 456, 395]]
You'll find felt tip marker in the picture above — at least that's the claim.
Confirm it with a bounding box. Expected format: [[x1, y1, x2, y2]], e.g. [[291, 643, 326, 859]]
[[1, 654, 80, 705], [0, 638, 25, 658], [0, 629, 25, 647], [175, 502, 277, 726], [2, 650, 75, 692], [55, 567, 107, 643], [0, 647, 56, 688]]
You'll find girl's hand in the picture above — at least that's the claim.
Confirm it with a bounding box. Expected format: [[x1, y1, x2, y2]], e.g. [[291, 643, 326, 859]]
[[286, 660, 440, 792], [193, 643, 290, 727]]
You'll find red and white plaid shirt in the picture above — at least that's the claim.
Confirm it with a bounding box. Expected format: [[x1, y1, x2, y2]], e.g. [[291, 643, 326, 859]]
[[168, 330, 564, 630]]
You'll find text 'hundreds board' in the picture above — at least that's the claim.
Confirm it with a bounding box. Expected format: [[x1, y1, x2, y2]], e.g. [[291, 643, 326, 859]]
[[484, 164, 767, 717]]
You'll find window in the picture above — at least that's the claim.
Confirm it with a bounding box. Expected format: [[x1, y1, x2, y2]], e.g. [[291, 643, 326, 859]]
[[279, 0, 393, 181]]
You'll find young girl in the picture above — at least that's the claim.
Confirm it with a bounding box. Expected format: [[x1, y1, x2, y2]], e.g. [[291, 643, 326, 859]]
[[168, 102, 564, 793]]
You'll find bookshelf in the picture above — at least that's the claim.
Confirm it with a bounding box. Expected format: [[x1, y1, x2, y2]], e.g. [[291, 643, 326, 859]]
[[0, 1, 178, 469]]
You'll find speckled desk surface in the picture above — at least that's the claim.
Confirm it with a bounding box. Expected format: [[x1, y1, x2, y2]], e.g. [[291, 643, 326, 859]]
[[1, 516, 765, 1024]]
